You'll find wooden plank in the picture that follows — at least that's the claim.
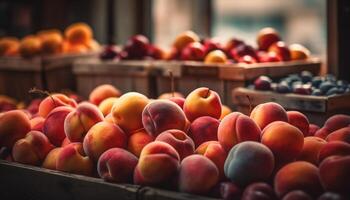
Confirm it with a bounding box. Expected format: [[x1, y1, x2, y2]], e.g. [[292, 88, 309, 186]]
[[0, 56, 42, 71], [0, 160, 139, 200]]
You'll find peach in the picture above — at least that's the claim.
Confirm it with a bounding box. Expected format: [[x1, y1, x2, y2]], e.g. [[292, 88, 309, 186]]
[[282, 190, 313, 200], [83, 121, 127, 162], [40, 32, 63, 54], [204, 50, 228, 64], [196, 141, 227, 180], [319, 156, 350, 194], [183, 87, 222, 122], [64, 102, 104, 142], [309, 124, 320, 136], [250, 102, 288, 130], [104, 113, 114, 124], [261, 121, 304, 164], [287, 111, 310, 137], [180, 42, 205, 61], [62, 41, 88, 53], [155, 129, 194, 160], [189, 116, 219, 147], [241, 182, 276, 200], [38, 94, 77, 118], [173, 31, 200, 51], [274, 161, 323, 198], [289, 44, 310, 60], [12, 131, 54, 165], [297, 136, 327, 165], [168, 97, 185, 109], [98, 97, 118, 116], [30, 116, 45, 131], [43, 106, 74, 146], [326, 127, 350, 144], [318, 141, 350, 163], [56, 142, 93, 176], [158, 92, 184, 99], [19, 35, 42, 58], [134, 141, 180, 186], [127, 130, 154, 157], [42, 147, 62, 170], [64, 22, 93, 45], [220, 105, 232, 120], [97, 148, 138, 183], [111, 92, 149, 134], [268, 41, 291, 61], [315, 114, 350, 139], [61, 137, 71, 147], [89, 84, 121, 105], [142, 100, 187, 137], [224, 141, 274, 186], [178, 155, 219, 195], [218, 112, 261, 151], [257, 27, 281, 51], [0, 110, 31, 148], [0, 37, 19, 56]]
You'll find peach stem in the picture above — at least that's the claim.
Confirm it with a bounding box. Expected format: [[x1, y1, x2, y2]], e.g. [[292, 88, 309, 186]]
[[29, 87, 57, 106]]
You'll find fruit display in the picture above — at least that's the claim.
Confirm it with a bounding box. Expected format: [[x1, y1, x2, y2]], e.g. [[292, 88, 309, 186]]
[[252, 71, 350, 96], [99, 27, 311, 64], [1, 84, 350, 200], [0, 22, 100, 58]]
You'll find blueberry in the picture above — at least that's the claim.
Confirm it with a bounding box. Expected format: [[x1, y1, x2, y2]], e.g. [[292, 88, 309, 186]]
[[320, 81, 337, 94], [312, 76, 324, 88], [326, 87, 340, 96], [300, 71, 313, 83], [276, 83, 291, 93]]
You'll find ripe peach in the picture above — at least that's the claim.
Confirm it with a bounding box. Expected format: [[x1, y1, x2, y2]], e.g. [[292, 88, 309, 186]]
[[289, 44, 310, 60], [42, 147, 62, 170], [180, 42, 205, 61], [97, 148, 138, 183], [315, 114, 350, 139], [282, 190, 313, 200], [168, 97, 185, 109], [204, 50, 228, 64], [224, 141, 274, 186], [111, 92, 149, 134], [134, 141, 180, 186], [158, 92, 184, 99], [86, 39, 100, 51], [43, 106, 74, 146], [62, 41, 88, 53], [38, 94, 77, 118], [142, 100, 187, 137], [183, 87, 222, 122], [56, 142, 93, 176], [189, 116, 219, 147], [250, 102, 288, 130], [318, 141, 350, 163], [12, 131, 54, 165], [89, 84, 121, 105], [155, 129, 194, 160], [268, 41, 291, 61], [98, 97, 118, 116], [309, 124, 320, 136], [274, 161, 323, 198], [40, 32, 63, 54], [220, 105, 232, 120], [83, 121, 127, 162], [30, 116, 45, 131], [127, 130, 154, 157], [319, 156, 350, 194], [218, 112, 261, 151], [261, 121, 304, 164], [178, 155, 219, 195], [173, 31, 200, 51], [64, 22, 93, 45], [104, 113, 114, 124], [64, 102, 104, 142], [241, 182, 276, 200], [0, 110, 31, 148], [257, 27, 281, 51], [287, 111, 310, 137], [326, 127, 350, 143], [19, 35, 42, 58], [0, 37, 19, 56], [196, 141, 227, 180], [297, 136, 327, 165], [61, 137, 71, 147]]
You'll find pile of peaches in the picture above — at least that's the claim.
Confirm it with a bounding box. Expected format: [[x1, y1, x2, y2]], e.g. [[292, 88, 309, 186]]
[[0, 85, 349, 200], [0, 22, 100, 58], [100, 27, 311, 65]]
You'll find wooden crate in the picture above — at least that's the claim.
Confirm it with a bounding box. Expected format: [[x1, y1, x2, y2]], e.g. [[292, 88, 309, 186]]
[[155, 58, 321, 109], [73, 59, 161, 99], [0, 53, 97, 100], [232, 87, 350, 126], [0, 160, 219, 200]]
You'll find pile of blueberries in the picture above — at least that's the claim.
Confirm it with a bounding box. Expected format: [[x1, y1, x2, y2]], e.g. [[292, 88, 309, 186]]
[[252, 71, 350, 96]]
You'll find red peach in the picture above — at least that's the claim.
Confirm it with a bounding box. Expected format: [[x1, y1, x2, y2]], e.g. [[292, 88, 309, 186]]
[[297, 136, 327, 165], [309, 124, 320, 136], [318, 141, 350, 163], [268, 41, 291, 61], [250, 102, 288, 130], [98, 97, 118, 116], [287, 111, 310, 137], [220, 105, 232, 120], [89, 84, 121, 105], [189, 116, 220, 147], [38, 94, 77, 118], [127, 130, 154, 157], [42, 147, 62, 170], [30, 116, 45, 131], [257, 27, 281, 51], [326, 127, 350, 144], [315, 114, 350, 139]]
